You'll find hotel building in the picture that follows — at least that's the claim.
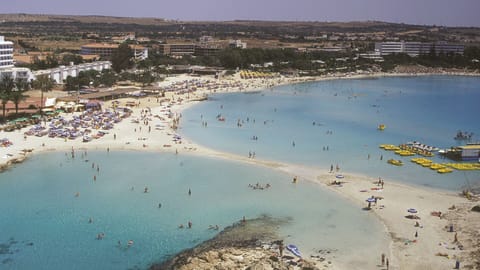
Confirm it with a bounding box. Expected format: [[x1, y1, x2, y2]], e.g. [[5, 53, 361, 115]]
[[0, 36, 14, 69], [81, 43, 148, 60], [156, 44, 195, 56], [375, 41, 464, 57], [0, 36, 34, 81]]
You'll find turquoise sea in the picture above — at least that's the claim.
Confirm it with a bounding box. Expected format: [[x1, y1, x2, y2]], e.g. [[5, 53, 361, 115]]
[[1, 75, 479, 269], [181, 76, 480, 191], [0, 151, 388, 269]]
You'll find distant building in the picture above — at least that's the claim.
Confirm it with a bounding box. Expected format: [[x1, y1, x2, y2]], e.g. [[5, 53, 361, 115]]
[[156, 43, 221, 57], [156, 43, 195, 56], [194, 45, 221, 56], [198, 36, 214, 44], [358, 52, 384, 62], [229, 40, 247, 49], [81, 43, 148, 60], [375, 41, 464, 57]]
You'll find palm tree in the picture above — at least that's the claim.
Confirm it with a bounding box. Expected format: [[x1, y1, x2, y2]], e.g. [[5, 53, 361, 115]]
[[0, 74, 15, 120], [11, 78, 30, 115], [32, 75, 55, 115]]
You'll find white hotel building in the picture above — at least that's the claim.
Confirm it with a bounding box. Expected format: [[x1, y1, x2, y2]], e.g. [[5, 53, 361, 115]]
[[0, 35, 33, 81], [375, 41, 464, 57], [0, 36, 14, 69], [0, 36, 111, 83]]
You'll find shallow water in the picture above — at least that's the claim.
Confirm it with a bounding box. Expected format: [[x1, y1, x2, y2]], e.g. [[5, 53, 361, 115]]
[[2, 75, 478, 269], [0, 151, 389, 269], [181, 76, 480, 191]]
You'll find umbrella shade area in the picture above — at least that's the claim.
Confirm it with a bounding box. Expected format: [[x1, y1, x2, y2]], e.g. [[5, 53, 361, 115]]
[[13, 117, 29, 122]]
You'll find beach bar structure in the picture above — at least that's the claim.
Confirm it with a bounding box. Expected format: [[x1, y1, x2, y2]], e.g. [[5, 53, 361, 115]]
[[458, 144, 480, 161], [445, 144, 480, 161]]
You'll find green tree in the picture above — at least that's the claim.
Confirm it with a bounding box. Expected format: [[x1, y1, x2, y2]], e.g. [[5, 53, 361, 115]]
[[111, 43, 134, 73], [61, 54, 84, 65], [64, 75, 79, 92], [138, 69, 155, 86], [11, 78, 30, 115], [32, 75, 55, 115], [98, 69, 117, 87], [0, 74, 15, 120]]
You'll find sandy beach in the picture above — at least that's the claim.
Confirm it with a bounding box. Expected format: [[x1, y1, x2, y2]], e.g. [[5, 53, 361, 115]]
[[1, 71, 479, 270]]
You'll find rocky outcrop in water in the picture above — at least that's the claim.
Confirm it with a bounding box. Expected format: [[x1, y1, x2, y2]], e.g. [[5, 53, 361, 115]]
[[150, 215, 319, 270]]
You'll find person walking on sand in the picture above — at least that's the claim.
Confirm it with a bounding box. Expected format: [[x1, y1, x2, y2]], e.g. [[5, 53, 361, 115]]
[[381, 253, 385, 266], [279, 241, 284, 257], [386, 258, 389, 270]]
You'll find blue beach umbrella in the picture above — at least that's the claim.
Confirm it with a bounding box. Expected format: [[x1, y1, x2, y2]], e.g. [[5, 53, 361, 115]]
[[407, 208, 418, 214], [366, 197, 376, 203]]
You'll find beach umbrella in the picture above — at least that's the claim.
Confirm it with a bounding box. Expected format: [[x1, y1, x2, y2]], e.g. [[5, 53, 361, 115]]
[[407, 208, 418, 214], [366, 197, 376, 203]]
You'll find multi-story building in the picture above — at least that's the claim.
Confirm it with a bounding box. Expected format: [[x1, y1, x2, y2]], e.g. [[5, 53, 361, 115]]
[[375, 41, 464, 57], [156, 43, 195, 56], [81, 43, 148, 60], [0, 36, 35, 81], [194, 45, 221, 56], [0, 36, 14, 69]]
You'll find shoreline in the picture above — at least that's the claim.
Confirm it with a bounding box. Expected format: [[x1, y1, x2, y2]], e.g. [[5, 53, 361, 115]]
[[1, 70, 479, 269]]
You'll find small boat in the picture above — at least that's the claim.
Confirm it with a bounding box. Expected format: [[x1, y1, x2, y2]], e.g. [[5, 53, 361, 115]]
[[437, 168, 454, 174], [286, 244, 301, 257], [378, 124, 386, 131], [387, 159, 403, 166]]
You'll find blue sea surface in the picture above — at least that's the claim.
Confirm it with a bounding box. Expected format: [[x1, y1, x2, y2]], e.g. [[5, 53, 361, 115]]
[[0, 151, 388, 269], [181, 76, 480, 191]]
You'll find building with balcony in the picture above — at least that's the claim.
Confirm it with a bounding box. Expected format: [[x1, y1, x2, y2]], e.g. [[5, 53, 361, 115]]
[[156, 43, 195, 56], [0, 36, 35, 81], [375, 41, 464, 57], [81, 43, 148, 60], [0, 36, 14, 69]]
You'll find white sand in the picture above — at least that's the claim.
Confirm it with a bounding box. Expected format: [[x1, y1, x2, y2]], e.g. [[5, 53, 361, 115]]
[[1, 72, 479, 270]]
